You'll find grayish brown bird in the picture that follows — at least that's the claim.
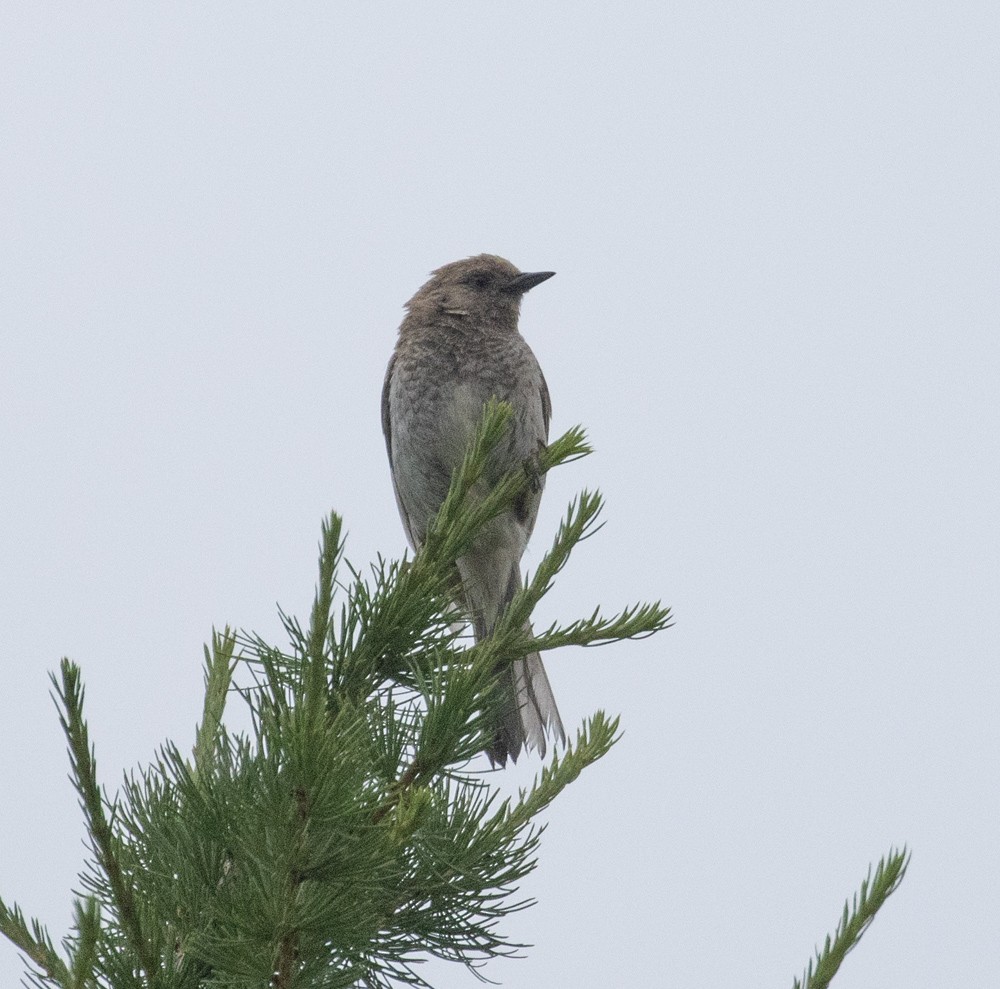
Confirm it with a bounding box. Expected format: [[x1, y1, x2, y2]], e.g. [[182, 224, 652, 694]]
[[381, 254, 566, 765]]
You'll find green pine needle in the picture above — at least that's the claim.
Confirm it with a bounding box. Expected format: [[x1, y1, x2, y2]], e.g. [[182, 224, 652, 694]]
[[793, 847, 911, 989]]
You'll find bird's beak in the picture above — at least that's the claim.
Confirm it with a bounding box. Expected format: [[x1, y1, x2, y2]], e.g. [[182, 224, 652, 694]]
[[509, 270, 556, 293]]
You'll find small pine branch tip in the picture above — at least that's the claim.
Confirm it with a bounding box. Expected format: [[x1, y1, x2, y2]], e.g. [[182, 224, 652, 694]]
[[793, 847, 911, 989], [0, 411, 670, 988]]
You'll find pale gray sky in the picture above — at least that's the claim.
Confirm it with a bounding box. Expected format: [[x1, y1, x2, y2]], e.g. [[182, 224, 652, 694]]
[[2, 3, 997, 987]]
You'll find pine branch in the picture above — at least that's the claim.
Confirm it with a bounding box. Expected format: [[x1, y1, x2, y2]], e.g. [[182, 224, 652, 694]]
[[491, 489, 672, 652], [192, 628, 236, 782], [0, 896, 70, 986], [2, 406, 674, 988], [793, 847, 910, 989], [271, 785, 309, 989], [305, 512, 344, 712], [52, 660, 162, 986], [532, 600, 674, 649], [506, 713, 622, 828], [424, 400, 591, 567], [68, 897, 100, 989], [525, 488, 606, 596]]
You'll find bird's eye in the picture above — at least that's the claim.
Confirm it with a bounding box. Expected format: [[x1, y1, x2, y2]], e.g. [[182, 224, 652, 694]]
[[467, 272, 490, 289]]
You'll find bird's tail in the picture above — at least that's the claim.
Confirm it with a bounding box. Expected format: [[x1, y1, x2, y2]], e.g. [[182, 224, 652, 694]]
[[473, 566, 566, 767], [486, 645, 565, 766]]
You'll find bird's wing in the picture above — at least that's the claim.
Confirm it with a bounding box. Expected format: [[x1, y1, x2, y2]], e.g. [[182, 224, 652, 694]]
[[539, 368, 552, 438], [512, 367, 551, 535], [381, 352, 423, 550], [380, 351, 396, 458]]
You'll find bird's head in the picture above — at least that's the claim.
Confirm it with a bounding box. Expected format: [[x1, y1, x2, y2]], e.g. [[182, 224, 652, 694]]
[[405, 254, 555, 326]]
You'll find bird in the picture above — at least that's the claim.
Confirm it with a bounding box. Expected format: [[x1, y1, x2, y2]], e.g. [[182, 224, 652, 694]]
[[381, 254, 566, 766]]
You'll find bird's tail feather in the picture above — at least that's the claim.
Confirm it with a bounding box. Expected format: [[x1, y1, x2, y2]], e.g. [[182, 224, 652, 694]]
[[487, 646, 566, 766], [480, 566, 566, 767]]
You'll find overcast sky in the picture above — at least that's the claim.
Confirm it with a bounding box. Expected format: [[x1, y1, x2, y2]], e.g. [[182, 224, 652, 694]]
[[2, 3, 997, 987]]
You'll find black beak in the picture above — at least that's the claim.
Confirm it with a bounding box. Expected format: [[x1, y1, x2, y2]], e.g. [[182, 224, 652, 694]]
[[509, 270, 556, 294]]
